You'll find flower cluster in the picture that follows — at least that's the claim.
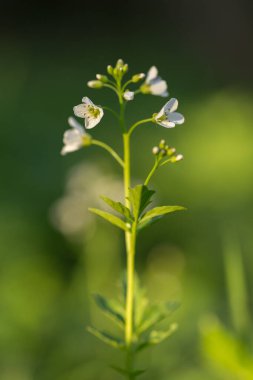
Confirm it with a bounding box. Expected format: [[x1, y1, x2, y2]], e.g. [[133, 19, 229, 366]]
[[152, 139, 183, 163], [61, 58, 185, 156]]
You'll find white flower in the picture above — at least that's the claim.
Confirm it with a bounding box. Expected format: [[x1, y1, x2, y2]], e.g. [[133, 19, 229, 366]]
[[61, 117, 87, 156], [141, 66, 168, 97], [73, 97, 104, 129], [123, 91, 135, 101], [154, 98, 185, 128]]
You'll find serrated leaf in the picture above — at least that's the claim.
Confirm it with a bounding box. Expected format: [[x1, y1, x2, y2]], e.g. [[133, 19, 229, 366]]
[[100, 195, 133, 221], [89, 208, 129, 231], [93, 293, 125, 329], [136, 323, 178, 352], [87, 326, 125, 349], [137, 301, 180, 335], [140, 205, 186, 224], [129, 185, 155, 220]]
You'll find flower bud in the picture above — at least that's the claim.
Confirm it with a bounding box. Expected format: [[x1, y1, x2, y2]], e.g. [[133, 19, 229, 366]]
[[159, 139, 166, 149], [123, 64, 129, 73], [123, 91, 134, 101], [131, 73, 145, 83], [107, 65, 114, 75], [87, 80, 103, 89], [116, 58, 124, 68], [166, 147, 176, 156], [152, 146, 160, 155], [171, 154, 183, 162], [96, 74, 109, 82]]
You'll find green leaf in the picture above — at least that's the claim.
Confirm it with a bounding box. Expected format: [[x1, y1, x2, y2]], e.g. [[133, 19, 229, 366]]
[[89, 208, 129, 231], [93, 293, 125, 329], [87, 326, 125, 350], [137, 301, 180, 335], [111, 366, 146, 378], [136, 323, 178, 352], [137, 216, 163, 232], [140, 205, 186, 223], [133, 278, 149, 330], [149, 323, 178, 343], [100, 195, 133, 221], [129, 185, 155, 220]]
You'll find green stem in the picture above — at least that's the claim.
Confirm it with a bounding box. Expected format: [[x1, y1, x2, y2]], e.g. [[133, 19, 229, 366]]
[[122, 79, 134, 91], [128, 118, 153, 137], [92, 139, 124, 168], [103, 83, 120, 96], [144, 158, 160, 186], [102, 106, 120, 120], [123, 132, 136, 378]]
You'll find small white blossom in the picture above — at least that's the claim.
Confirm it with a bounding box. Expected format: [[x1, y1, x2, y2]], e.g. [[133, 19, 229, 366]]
[[73, 97, 104, 129], [61, 117, 87, 156], [141, 66, 168, 97], [123, 91, 135, 101], [154, 98, 184, 128]]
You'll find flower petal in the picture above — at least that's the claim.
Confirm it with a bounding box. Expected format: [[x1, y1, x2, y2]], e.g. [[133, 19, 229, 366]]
[[146, 66, 158, 83], [168, 112, 185, 124], [150, 80, 168, 96], [123, 91, 134, 101], [157, 120, 175, 128], [73, 104, 87, 118], [82, 96, 94, 105], [61, 129, 83, 155], [85, 107, 104, 129], [68, 117, 85, 133], [164, 98, 178, 113]]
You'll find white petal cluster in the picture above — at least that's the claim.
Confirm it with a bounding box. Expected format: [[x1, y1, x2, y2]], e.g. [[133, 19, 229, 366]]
[[123, 91, 135, 101], [141, 66, 168, 97], [73, 97, 104, 129], [61, 117, 86, 155], [155, 98, 184, 128]]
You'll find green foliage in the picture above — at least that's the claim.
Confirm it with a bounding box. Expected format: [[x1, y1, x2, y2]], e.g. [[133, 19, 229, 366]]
[[100, 195, 133, 221], [87, 326, 125, 350], [93, 293, 125, 329], [111, 366, 146, 378], [200, 317, 253, 380], [128, 184, 185, 232], [89, 208, 130, 231], [129, 185, 155, 221], [89, 279, 179, 356]]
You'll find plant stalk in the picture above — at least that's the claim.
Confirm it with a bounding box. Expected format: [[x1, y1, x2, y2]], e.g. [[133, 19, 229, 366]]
[[123, 131, 136, 378]]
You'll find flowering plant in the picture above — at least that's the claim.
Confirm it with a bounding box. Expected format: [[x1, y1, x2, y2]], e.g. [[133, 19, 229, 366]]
[[61, 59, 185, 378]]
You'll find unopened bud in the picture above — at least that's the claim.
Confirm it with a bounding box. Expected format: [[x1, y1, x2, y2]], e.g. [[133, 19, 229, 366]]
[[167, 147, 176, 156], [123, 64, 129, 73], [123, 91, 134, 101], [107, 65, 114, 75], [159, 139, 166, 148], [132, 73, 145, 83], [152, 146, 160, 155], [96, 74, 109, 82], [87, 80, 103, 89], [171, 154, 183, 162], [116, 58, 124, 68]]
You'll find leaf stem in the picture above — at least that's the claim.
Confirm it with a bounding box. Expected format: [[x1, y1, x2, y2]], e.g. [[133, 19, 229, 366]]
[[102, 106, 120, 120], [92, 139, 124, 168], [128, 118, 153, 137], [144, 158, 160, 186]]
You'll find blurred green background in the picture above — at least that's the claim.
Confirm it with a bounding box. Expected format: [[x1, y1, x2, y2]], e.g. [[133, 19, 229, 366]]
[[1, 0, 253, 379]]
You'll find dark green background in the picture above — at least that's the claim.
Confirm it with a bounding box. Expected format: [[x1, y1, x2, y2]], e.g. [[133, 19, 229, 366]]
[[0, 0, 253, 379]]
